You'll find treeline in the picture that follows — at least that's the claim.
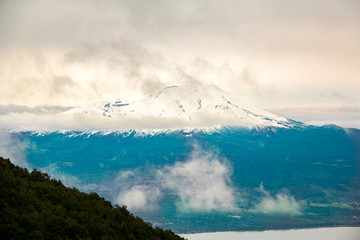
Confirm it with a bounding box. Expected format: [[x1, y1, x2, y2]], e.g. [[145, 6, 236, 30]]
[[0, 157, 184, 240]]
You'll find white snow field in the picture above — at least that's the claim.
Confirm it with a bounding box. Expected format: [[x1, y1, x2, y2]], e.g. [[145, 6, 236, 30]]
[[63, 84, 296, 129]]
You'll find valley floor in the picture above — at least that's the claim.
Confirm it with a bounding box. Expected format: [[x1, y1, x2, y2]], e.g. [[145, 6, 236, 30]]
[[180, 227, 360, 240]]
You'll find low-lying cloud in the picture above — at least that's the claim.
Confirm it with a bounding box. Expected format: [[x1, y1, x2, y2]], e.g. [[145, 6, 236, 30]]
[[0, 131, 30, 168], [117, 185, 161, 211], [254, 183, 302, 215], [0, 106, 271, 131], [0, 104, 72, 115], [112, 149, 304, 215], [158, 147, 236, 212], [115, 145, 237, 212], [0, 133, 305, 216], [265, 103, 360, 129], [41, 163, 82, 187]]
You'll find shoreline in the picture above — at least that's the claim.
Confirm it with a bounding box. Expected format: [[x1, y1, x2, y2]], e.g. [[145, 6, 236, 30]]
[[180, 226, 360, 240]]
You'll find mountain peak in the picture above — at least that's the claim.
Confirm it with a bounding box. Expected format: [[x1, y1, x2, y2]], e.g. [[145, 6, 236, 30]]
[[63, 84, 296, 129]]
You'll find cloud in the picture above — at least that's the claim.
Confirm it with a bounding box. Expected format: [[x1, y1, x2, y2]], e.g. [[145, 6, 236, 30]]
[[0, 39, 277, 107], [264, 103, 360, 129], [61, 42, 271, 103], [255, 194, 302, 215], [0, 112, 78, 131], [114, 169, 162, 210], [114, 145, 237, 212], [0, 131, 30, 168], [0, 50, 85, 106], [0, 104, 72, 115], [112, 149, 305, 216], [158, 146, 236, 212], [0, 111, 195, 131], [140, 78, 166, 95], [50, 75, 79, 96], [0, 92, 287, 130], [0, 128, 95, 190], [329, 92, 350, 100], [254, 183, 302, 215], [1, 0, 360, 110], [117, 185, 161, 211], [61, 41, 178, 99], [40, 163, 82, 187], [40, 162, 113, 197]]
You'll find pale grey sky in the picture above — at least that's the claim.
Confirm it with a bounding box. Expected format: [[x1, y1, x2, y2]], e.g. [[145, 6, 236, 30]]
[[0, 0, 359, 127]]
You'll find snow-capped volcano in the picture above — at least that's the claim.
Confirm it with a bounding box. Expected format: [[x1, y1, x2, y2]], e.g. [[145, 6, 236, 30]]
[[63, 84, 295, 128]]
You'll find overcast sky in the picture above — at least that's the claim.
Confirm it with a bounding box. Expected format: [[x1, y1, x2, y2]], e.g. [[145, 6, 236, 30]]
[[0, 0, 359, 127]]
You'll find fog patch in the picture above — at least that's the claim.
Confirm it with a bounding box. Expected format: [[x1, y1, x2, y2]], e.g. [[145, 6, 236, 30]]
[[113, 146, 237, 212], [0, 108, 269, 131], [0, 131, 30, 169], [41, 163, 82, 188], [265, 103, 360, 129], [117, 185, 161, 211], [254, 183, 302, 215], [0, 104, 73, 115], [159, 147, 236, 212]]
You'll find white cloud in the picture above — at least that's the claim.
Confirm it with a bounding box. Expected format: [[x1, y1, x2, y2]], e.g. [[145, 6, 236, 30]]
[[0, 102, 276, 131], [0, 131, 30, 168], [41, 163, 82, 187], [113, 145, 237, 212], [264, 103, 360, 129], [255, 194, 302, 215], [117, 185, 161, 211], [158, 146, 236, 212], [254, 183, 302, 215], [1, 0, 360, 110], [0, 45, 268, 107], [40, 163, 113, 196]]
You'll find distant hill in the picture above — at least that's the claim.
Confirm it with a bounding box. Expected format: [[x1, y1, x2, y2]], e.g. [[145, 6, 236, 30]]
[[0, 157, 184, 240]]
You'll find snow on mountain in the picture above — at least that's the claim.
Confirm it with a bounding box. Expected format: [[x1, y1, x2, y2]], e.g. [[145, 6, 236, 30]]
[[62, 84, 297, 129]]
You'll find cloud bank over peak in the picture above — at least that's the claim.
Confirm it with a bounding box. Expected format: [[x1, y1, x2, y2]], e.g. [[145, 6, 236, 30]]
[[0, 43, 269, 108], [1, 0, 359, 129]]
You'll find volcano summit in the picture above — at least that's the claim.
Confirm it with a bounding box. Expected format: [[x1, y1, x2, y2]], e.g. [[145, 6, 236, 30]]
[[63, 84, 298, 129]]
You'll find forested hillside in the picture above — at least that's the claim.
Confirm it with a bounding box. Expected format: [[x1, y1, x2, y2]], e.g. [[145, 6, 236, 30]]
[[0, 157, 184, 240]]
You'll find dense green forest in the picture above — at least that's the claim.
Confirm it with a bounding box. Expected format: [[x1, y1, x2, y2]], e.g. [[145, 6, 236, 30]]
[[0, 157, 184, 240]]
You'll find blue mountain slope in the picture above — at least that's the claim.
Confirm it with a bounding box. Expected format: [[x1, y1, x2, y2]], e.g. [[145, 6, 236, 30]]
[[6, 125, 360, 233]]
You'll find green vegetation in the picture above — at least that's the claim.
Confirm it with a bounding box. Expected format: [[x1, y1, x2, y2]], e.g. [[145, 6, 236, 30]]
[[0, 157, 184, 240]]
